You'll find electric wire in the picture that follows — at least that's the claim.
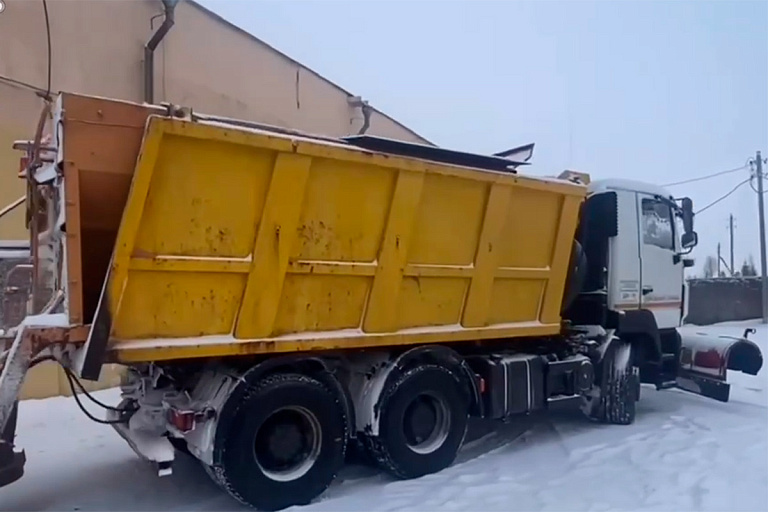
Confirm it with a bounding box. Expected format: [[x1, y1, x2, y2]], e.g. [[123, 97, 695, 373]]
[[29, 355, 130, 424], [694, 178, 751, 215], [42, 0, 52, 99], [663, 164, 748, 187], [0, 75, 47, 94], [0, 0, 51, 98]]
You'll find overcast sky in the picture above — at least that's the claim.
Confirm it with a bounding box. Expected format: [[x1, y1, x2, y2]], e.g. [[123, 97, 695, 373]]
[[199, 0, 767, 276]]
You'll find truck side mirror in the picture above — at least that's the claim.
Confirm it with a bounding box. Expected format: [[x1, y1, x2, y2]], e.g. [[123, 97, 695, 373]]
[[681, 197, 694, 234], [681, 230, 698, 250]]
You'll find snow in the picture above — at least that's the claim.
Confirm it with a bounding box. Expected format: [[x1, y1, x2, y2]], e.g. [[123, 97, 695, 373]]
[[4, 320, 767, 512], [20, 312, 69, 328]]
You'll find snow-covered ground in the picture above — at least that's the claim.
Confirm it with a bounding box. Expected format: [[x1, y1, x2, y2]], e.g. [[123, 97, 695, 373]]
[[3, 320, 767, 512]]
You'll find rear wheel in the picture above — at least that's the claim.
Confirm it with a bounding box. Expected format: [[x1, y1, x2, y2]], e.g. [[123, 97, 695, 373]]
[[362, 364, 469, 479], [210, 373, 347, 511]]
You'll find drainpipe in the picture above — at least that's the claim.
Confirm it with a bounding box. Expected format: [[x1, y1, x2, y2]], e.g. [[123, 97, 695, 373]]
[[348, 96, 372, 135], [144, 0, 177, 104]]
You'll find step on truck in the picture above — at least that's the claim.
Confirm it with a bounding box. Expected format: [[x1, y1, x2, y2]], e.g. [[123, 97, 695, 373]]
[[0, 92, 763, 510]]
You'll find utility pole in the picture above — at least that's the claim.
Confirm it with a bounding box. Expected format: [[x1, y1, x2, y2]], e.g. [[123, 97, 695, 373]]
[[755, 151, 767, 324], [728, 214, 735, 276]]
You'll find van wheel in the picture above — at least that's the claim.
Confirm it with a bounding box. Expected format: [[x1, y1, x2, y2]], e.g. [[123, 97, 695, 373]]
[[362, 364, 469, 479], [211, 373, 347, 511], [591, 340, 639, 425]]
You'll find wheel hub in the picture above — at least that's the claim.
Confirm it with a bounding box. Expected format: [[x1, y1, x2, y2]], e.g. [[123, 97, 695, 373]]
[[253, 406, 322, 482], [402, 392, 451, 455]]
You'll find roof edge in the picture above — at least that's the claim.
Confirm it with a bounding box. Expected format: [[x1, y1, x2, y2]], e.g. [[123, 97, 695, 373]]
[[185, 0, 435, 146]]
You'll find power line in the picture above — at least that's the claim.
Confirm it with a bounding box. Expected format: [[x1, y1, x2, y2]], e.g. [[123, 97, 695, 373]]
[[0, 75, 46, 95], [695, 178, 751, 215], [0, 1, 52, 98], [749, 174, 768, 194], [663, 164, 748, 187]]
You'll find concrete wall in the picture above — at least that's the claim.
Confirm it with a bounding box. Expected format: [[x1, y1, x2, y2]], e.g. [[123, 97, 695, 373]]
[[0, 0, 430, 400], [684, 277, 764, 326]]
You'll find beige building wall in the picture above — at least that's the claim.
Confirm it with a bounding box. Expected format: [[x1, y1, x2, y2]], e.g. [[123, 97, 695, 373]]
[[0, 0, 429, 400], [0, 0, 429, 240]]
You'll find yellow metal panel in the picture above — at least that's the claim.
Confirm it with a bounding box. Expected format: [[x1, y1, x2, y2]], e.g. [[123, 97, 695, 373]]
[[133, 135, 274, 258], [235, 152, 312, 339], [114, 271, 245, 338], [462, 183, 514, 327], [497, 188, 563, 269], [397, 277, 469, 330], [362, 170, 425, 333], [296, 159, 395, 262], [408, 174, 488, 266], [273, 275, 370, 336], [487, 279, 547, 325]]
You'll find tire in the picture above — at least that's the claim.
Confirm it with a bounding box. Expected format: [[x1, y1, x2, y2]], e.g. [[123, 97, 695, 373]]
[[591, 340, 639, 425], [361, 364, 469, 480], [210, 373, 348, 511]]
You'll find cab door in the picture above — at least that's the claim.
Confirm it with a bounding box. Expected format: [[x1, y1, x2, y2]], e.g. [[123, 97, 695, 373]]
[[637, 194, 684, 329]]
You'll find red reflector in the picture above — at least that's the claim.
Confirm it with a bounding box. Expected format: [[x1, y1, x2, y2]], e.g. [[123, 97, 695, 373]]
[[478, 376, 486, 394], [694, 349, 723, 370], [168, 410, 195, 433]]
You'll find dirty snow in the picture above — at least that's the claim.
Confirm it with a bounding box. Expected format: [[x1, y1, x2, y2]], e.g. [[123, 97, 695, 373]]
[[3, 320, 767, 512]]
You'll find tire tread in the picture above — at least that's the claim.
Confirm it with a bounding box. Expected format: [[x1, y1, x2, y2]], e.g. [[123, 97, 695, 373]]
[[207, 373, 347, 511]]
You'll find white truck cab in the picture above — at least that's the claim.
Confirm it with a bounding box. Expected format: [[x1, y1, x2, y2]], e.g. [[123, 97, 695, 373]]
[[589, 178, 696, 331], [561, 175, 703, 393]]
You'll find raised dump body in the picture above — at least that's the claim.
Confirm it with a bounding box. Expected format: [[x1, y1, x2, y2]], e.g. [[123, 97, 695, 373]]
[[49, 93, 585, 366]]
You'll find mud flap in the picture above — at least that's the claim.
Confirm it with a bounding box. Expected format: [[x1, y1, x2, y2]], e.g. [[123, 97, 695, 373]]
[[676, 329, 763, 403], [0, 401, 25, 488]]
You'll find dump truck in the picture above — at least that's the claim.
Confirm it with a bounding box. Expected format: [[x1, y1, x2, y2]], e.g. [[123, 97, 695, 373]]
[[0, 92, 763, 511]]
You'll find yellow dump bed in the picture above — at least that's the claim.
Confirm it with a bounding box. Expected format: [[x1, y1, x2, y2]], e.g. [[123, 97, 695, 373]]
[[55, 94, 586, 364]]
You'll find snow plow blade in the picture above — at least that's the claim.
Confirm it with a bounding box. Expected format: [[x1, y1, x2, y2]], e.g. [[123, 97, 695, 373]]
[[676, 328, 763, 403], [0, 401, 25, 488]]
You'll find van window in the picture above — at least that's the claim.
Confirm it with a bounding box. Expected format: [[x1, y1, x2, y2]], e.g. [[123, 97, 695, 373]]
[[641, 198, 674, 250]]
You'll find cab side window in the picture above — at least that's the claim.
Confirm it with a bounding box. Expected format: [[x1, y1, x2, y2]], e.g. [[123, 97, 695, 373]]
[[641, 198, 674, 250]]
